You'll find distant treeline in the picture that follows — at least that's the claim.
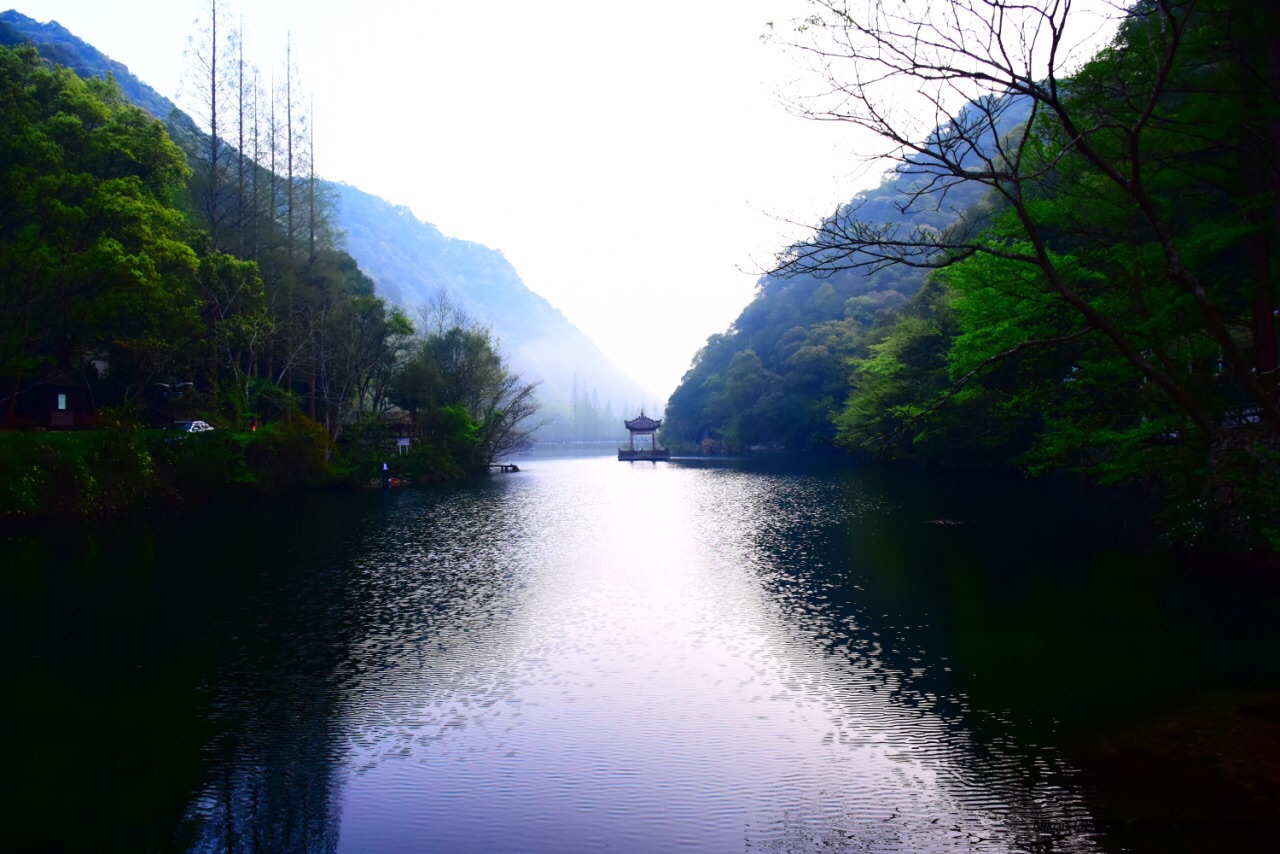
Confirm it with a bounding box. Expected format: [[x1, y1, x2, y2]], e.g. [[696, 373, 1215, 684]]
[[533, 375, 658, 443]]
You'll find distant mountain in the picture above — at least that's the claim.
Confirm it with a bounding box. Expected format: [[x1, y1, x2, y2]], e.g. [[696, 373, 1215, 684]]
[[0, 8, 651, 420], [329, 182, 651, 412]]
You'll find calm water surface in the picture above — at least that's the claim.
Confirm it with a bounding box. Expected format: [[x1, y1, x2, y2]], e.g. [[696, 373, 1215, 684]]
[[4, 455, 1278, 851]]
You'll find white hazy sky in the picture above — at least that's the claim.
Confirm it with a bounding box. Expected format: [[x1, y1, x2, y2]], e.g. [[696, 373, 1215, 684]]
[[8, 0, 1116, 401]]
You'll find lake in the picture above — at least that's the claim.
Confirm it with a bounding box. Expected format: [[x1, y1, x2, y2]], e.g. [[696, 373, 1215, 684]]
[[4, 454, 1278, 851]]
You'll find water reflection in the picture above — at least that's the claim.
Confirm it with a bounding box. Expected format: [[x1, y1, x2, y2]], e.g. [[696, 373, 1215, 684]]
[[5, 457, 1277, 851], [322, 459, 1103, 851], [2, 523, 213, 851], [172, 497, 364, 853]]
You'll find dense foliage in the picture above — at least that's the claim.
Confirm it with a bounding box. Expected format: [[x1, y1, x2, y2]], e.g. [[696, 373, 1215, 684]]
[[0, 44, 201, 419], [387, 296, 541, 470], [666, 0, 1279, 548], [0, 32, 539, 509], [0, 421, 333, 518]]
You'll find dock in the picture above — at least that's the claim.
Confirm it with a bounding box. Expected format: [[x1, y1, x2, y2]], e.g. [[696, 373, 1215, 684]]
[[490, 463, 520, 473]]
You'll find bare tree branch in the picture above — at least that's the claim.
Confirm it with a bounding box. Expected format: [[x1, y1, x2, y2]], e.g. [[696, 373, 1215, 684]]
[[767, 0, 1279, 432]]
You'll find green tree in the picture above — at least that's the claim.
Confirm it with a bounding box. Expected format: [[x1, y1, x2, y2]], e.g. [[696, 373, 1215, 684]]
[[0, 44, 199, 417], [394, 308, 541, 470], [191, 243, 267, 416]]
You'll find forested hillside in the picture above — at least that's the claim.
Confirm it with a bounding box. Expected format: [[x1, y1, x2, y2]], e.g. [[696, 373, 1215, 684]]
[[666, 0, 1279, 549], [0, 9, 650, 441], [662, 97, 1028, 451], [0, 9, 544, 501]]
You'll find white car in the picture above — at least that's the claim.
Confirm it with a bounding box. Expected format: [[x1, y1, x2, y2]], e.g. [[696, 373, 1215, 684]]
[[170, 420, 215, 433]]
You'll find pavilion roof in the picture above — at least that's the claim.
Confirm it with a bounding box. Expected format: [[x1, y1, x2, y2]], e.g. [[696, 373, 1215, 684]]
[[624, 412, 662, 431]]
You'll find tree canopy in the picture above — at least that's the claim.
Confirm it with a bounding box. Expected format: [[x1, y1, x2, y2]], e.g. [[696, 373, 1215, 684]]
[[0, 44, 200, 416]]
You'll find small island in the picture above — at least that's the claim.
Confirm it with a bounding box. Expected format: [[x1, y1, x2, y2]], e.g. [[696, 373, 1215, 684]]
[[618, 412, 670, 461]]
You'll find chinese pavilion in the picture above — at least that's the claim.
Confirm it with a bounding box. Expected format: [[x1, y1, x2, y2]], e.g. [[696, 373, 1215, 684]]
[[618, 411, 670, 461]]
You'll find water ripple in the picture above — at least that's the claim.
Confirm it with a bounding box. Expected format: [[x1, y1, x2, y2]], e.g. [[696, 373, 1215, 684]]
[[297, 458, 1104, 851]]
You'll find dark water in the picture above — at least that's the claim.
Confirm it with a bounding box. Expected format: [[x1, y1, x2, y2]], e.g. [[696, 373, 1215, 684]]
[[3, 456, 1277, 851]]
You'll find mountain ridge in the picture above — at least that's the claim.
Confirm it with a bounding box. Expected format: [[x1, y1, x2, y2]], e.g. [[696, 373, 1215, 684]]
[[0, 10, 181, 122]]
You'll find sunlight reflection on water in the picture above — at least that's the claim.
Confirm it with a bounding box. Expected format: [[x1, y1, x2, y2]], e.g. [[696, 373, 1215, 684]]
[[322, 457, 1099, 852]]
